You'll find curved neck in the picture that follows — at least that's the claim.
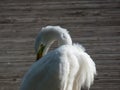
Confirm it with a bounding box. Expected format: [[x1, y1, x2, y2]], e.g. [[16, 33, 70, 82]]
[[42, 26, 72, 56]]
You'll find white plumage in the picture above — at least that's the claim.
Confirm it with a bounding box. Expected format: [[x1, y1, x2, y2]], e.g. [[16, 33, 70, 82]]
[[20, 26, 96, 90]]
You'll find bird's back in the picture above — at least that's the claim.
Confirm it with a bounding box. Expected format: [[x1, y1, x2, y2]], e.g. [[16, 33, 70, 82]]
[[20, 45, 74, 90], [20, 44, 96, 90]]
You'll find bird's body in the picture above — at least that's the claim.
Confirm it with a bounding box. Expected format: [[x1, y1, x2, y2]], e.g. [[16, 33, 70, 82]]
[[20, 26, 96, 90]]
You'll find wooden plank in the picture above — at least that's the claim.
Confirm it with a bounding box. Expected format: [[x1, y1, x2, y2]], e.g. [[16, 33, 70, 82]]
[[0, 0, 120, 90]]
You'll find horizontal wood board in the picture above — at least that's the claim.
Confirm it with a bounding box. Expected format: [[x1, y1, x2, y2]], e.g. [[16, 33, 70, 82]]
[[0, 0, 120, 90]]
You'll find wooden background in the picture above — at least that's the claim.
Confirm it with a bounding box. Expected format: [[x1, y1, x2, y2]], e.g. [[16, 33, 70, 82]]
[[0, 0, 120, 90]]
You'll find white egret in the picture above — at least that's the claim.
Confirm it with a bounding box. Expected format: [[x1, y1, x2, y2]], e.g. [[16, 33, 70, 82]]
[[20, 26, 96, 90]]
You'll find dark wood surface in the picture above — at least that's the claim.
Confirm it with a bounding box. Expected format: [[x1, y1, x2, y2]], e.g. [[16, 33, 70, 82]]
[[0, 0, 120, 90]]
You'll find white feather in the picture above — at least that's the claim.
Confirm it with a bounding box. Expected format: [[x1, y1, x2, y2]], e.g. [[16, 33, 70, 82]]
[[73, 44, 96, 89], [20, 26, 96, 90]]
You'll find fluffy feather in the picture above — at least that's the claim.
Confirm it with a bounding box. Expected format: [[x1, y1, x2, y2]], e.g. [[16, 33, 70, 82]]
[[73, 44, 96, 89]]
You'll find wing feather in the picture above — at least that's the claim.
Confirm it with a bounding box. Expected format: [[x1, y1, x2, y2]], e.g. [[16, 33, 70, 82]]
[[20, 49, 71, 90], [73, 44, 96, 90]]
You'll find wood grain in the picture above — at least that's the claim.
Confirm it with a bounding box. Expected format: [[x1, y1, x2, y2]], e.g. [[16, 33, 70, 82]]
[[0, 0, 120, 90]]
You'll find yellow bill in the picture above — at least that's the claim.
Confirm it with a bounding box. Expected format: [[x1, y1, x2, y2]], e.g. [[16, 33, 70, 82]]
[[36, 44, 45, 61]]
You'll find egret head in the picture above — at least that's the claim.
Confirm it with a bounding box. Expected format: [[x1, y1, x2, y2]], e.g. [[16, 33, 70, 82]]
[[35, 26, 72, 61]]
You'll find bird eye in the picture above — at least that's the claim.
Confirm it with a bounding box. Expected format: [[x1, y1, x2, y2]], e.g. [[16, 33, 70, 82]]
[[62, 34, 67, 39]]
